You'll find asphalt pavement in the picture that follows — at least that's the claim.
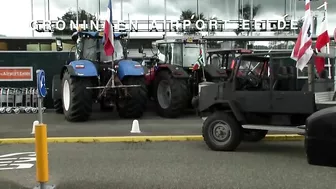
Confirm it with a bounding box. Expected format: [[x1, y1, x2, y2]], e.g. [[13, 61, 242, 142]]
[[0, 103, 289, 139], [0, 141, 335, 189], [0, 109, 202, 138]]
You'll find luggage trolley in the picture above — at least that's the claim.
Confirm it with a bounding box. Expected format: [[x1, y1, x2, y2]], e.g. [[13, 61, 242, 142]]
[[31, 88, 38, 113], [0, 88, 6, 113], [24, 88, 33, 113], [5, 88, 15, 113], [13, 88, 24, 114]]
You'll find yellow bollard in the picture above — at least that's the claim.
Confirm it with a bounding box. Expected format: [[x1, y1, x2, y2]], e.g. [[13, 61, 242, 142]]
[[34, 124, 49, 183]]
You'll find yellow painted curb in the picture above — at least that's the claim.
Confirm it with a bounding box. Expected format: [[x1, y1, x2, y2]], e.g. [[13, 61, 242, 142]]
[[0, 134, 304, 144]]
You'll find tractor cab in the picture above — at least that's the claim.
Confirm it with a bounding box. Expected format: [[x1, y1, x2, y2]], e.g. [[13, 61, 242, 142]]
[[152, 37, 204, 71], [56, 31, 128, 63]]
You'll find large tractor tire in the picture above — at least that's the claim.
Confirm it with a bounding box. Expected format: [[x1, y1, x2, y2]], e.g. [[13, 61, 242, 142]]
[[154, 70, 189, 118], [54, 99, 63, 114], [61, 71, 93, 122], [117, 76, 147, 118]]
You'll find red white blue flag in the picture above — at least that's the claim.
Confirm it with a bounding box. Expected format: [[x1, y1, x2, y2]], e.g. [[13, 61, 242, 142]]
[[104, 0, 114, 56]]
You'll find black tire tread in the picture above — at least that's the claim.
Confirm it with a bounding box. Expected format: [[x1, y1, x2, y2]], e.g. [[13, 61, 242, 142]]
[[202, 111, 242, 151], [54, 99, 63, 114], [155, 70, 189, 118], [117, 76, 147, 118], [62, 71, 93, 122], [243, 129, 268, 142]]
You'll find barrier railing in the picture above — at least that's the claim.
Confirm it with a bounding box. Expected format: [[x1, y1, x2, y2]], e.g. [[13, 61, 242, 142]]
[[0, 87, 46, 114]]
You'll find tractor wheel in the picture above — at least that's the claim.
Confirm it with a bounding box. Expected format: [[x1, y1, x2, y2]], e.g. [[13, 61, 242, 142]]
[[54, 99, 63, 114], [154, 70, 189, 118], [61, 70, 93, 122], [243, 129, 268, 142], [202, 111, 243, 151], [117, 76, 147, 118]]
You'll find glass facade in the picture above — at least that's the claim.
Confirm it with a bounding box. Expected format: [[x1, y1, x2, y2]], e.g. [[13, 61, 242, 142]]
[[3, 0, 335, 37]]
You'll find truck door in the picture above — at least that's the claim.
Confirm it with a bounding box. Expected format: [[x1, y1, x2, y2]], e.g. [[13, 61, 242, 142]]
[[234, 59, 272, 113], [270, 65, 315, 114]]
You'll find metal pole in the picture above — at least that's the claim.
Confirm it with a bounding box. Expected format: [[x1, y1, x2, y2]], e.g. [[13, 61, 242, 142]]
[[36, 71, 43, 124], [241, 0, 244, 19], [284, 0, 287, 15], [128, 13, 131, 38], [237, 0, 240, 19], [47, 0, 50, 20], [196, 0, 199, 18], [121, 0, 123, 20], [38, 98, 43, 124], [43, 0, 46, 20], [148, 0, 149, 31], [289, 0, 292, 18], [294, 0, 296, 19], [308, 59, 314, 92], [164, 0, 167, 38], [324, 3, 331, 79], [31, 0, 34, 37], [98, 0, 101, 17], [250, 0, 253, 36], [76, 0, 79, 27]]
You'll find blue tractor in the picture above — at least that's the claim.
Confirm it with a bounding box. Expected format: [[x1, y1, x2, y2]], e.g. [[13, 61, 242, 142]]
[[52, 31, 147, 122]]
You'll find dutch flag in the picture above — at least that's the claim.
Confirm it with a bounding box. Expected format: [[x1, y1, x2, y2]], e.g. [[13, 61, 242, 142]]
[[103, 0, 114, 56]]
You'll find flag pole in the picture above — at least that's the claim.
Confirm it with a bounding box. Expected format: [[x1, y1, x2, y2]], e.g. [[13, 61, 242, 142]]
[[121, 0, 123, 20], [31, 0, 34, 37], [43, 0, 46, 20], [164, 0, 167, 39], [76, 0, 79, 28], [317, 1, 331, 79], [324, 2, 331, 79]]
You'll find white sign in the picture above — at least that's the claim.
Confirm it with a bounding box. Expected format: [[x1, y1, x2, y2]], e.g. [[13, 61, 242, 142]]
[[0, 152, 36, 171]]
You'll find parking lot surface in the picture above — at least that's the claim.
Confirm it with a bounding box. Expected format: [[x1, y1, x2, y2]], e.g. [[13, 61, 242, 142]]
[[0, 104, 290, 138], [0, 141, 335, 189]]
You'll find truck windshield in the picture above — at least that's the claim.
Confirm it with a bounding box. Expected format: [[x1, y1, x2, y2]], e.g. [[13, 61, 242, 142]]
[[183, 44, 200, 67], [238, 60, 264, 76], [173, 43, 200, 67]]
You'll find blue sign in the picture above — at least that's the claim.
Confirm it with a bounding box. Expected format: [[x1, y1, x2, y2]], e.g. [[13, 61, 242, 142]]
[[37, 70, 47, 98]]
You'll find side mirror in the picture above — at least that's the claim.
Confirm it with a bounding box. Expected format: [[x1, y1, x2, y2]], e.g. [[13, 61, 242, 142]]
[[55, 38, 63, 51], [138, 46, 144, 54]]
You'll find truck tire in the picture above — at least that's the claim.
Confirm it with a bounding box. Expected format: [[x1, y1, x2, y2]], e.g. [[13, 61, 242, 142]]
[[305, 136, 336, 167], [62, 71, 93, 122], [117, 76, 147, 118], [243, 129, 268, 142], [154, 70, 189, 118], [54, 99, 63, 114], [202, 111, 243, 151]]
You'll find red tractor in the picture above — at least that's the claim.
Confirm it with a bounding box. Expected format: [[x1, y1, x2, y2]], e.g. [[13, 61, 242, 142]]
[[139, 37, 252, 118]]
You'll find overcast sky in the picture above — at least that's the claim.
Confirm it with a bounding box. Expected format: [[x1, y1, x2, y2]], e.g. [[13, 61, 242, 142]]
[[1, 0, 336, 37]]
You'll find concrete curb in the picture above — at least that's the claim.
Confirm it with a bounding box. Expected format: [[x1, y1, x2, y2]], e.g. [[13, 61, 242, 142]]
[[0, 134, 304, 144]]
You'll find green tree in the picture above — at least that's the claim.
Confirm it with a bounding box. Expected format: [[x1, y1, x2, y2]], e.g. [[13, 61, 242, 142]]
[[52, 9, 97, 36], [179, 9, 206, 34], [234, 3, 261, 48]]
